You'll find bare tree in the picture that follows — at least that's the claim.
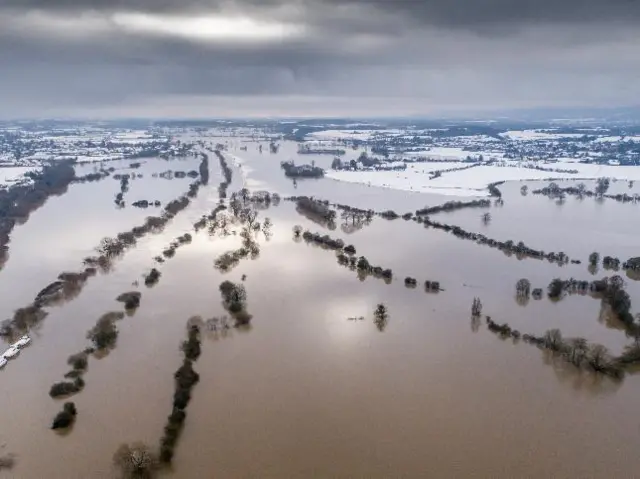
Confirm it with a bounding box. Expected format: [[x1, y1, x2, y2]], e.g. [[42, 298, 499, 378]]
[[240, 208, 258, 228], [586, 344, 614, 372], [373, 303, 389, 332], [565, 338, 588, 366], [113, 442, 159, 479], [543, 329, 564, 351], [471, 297, 482, 316], [515, 279, 531, 297]]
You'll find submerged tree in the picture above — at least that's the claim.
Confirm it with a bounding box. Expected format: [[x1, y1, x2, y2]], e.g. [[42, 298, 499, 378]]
[[481, 212, 492, 225], [373, 303, 389, 332], [515, 278, 531, 297], [564, 337, 588, 366], [0, 454, 15, 471], [547, 278, 564, 299], [471, 297, 482, 316], [542, 329, 564, 351], [113, 442, 159, 479], [588, 252, 600, 267], [595, 177, 610, 196], [51, 402, 78, 430]]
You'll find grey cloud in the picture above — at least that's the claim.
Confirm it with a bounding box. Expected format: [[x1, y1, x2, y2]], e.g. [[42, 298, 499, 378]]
[[1, 0, 639, 118], [3, 0, 640, 28]]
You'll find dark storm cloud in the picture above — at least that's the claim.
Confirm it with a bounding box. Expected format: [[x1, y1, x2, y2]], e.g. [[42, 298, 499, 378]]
[[0, 0, 639, 118]]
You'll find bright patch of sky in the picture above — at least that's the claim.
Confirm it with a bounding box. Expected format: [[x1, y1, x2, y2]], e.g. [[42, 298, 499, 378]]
[[4, 10, 303, 42], [112, 13, 304, 42]]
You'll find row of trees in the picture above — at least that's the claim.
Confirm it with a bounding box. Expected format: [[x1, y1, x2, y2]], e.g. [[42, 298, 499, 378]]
[[158, 324, 202, 464], [428, 162, 480, 180], [532, 178, 640, 205], [1, 269, 98, 339], [415, 199, 491, 217], [214, 150, 233, 198], [114, 175, 129, 207], [419, 215, 573, 265], [589, 252, 640, 274], [484, 318, 625, 378], [1, 160, 76, 264], [545, 275, 634, 324], [49, 308, 127, 404], [297, 227, 442, 291]]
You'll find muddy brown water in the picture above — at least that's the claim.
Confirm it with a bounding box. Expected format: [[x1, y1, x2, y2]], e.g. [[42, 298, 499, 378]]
[[1, 139, 640, 478]]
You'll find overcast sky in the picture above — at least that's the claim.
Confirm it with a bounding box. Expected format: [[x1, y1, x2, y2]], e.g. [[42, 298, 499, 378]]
[[1, 0, 639, 119]]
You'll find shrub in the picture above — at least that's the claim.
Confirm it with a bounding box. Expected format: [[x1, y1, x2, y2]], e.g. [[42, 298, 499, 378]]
[[173, 388, 192, 410], [175, 360, 200, 390], [180, 326, 201, 361], [145, 268, 161, 286], [51, 402, 77, 430], [86, 315, 118, 350], [516, 278, 531, 297], [233, 310, 253, 327], [356, 256, 370, 271], [168, 408, 186, 426], [67, 352, 89, 371], [547, 278, 564, 299], [49, 378, 84, 398], [113, 442, 159, 478], [117, 292, 142, 309]]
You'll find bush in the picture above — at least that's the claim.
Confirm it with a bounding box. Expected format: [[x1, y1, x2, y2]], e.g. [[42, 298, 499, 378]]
[[86, 315, 118, 350], [145, 268, 161, 286], [227, 301, 244, 314], [175, 360, 200, 390], [51, 402, 77, 429], [356, 256, 370, 271], [116, 291, 142, 309], [49, 378, 84, 398], [547, 279, 564, 299], [233, 310, 253, 327], [180, 326, 201, 361], [113, 442, 159, 478], [168, 408, 186, 425], [67, 352, 89, 371], [173, 388, 192, 410]]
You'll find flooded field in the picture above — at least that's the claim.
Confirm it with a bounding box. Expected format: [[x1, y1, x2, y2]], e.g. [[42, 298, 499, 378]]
[[2, 136, 640, 478]]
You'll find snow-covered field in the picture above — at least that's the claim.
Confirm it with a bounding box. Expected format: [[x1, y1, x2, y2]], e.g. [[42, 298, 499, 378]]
[[308, 129, 410, 141], [500, 130, 589, 141], [0, 166, 38, 188], [593, 136, 640, 143], [326, 161, 640, 197]]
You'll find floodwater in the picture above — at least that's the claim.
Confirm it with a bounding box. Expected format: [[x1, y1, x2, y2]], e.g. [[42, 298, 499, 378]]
[[2, 137, 640, 478]]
